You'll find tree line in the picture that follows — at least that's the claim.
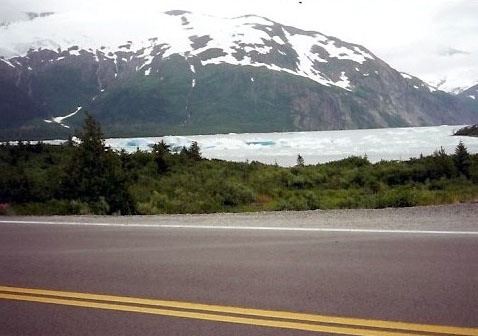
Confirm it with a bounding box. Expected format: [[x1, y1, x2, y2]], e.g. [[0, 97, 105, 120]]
[[1, 115, 477, 215]]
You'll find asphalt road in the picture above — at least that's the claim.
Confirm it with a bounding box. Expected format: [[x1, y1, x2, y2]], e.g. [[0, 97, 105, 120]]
[[1, 204, 478, 335]]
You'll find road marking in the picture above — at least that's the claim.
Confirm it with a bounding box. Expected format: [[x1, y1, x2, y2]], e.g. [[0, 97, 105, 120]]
[[1, 220, 478, 235], [154, 225, 478, 235], [1, 286, 477, 335]]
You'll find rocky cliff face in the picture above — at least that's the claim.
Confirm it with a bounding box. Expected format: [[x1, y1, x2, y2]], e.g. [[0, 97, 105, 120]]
[[0, 10, 476, 140], [457, 84, 478, 119]]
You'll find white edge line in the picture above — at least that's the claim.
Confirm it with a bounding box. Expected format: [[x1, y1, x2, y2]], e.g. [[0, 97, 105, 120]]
[[1, 220, 478, 235]]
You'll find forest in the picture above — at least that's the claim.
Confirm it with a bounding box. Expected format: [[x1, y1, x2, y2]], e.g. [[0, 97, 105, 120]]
[[1, 115, 478, 215]]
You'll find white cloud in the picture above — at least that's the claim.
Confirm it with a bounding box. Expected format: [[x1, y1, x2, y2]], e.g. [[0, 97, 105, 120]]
[[0, 0, 459, 48], [377, 0, 478, 90]]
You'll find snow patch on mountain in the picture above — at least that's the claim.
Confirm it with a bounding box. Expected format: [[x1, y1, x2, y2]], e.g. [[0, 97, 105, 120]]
[[400, 72, 437, 93], [44, 106, 82, 128], [0, 58, 15, 68], [0, 10, 377, 91], [335, 72, 351, 90]]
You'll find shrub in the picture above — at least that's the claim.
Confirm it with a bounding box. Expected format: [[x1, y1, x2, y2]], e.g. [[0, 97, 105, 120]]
[[375, 187, 418, 208]]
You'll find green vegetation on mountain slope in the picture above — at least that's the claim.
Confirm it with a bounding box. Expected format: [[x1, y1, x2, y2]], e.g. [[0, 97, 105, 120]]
[[455, 125, 478, 137]]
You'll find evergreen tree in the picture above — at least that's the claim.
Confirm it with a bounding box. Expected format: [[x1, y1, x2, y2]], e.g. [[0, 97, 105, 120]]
[[428, 147, 456, 179], [62, 113, 135, 214], [454, 141, 471, 178], [152, 140, 171, 173], [180, 141, 202, 162], [296, 154, 305, 167], [188, 141, 202, 161]]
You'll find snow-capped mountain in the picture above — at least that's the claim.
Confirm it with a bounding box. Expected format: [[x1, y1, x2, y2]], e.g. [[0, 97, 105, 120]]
[[0, 10, 375, 90], [0, 10, 476, 140]]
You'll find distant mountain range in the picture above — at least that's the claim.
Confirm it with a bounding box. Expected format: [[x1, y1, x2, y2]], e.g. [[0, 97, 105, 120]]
[[0, 10, 477, 140]]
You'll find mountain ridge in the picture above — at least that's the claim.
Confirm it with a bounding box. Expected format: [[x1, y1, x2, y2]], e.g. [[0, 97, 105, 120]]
[[0, 10, 477, 140]]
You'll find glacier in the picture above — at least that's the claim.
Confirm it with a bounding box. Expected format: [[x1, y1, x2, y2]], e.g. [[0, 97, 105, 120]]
[[104, 125, 478, 167]]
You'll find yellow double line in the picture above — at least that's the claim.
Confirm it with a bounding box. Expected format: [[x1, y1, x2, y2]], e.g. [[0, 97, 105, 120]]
[[1, 285, 477, 335]]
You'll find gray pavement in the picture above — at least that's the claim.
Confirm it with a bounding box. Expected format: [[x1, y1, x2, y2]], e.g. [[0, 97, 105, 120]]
[[1, 204, 478, 335]]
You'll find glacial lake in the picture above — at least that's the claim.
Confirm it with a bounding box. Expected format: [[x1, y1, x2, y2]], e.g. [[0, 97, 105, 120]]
[[105, 125, 478, 167]]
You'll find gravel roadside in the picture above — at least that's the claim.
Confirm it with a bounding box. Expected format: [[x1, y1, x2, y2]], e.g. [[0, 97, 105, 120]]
[[1, 203, 477, 231]]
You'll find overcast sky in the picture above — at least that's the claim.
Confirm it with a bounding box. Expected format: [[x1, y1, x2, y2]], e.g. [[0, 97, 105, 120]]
[[2, 0, 477, 90]]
